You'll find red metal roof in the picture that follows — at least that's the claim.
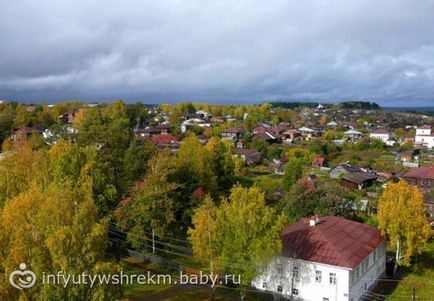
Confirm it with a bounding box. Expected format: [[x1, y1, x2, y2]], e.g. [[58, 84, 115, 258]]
[[281, 216, 384, 268], [418, 125, 431, 129], [371, 128, 390, 134], [222, 127, 245, 133], [150, 134, 177, 145], [404, 165, 434, 180], [312, 157, 325, 165]]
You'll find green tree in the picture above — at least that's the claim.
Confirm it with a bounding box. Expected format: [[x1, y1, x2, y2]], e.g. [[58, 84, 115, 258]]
[[280, 178, 353, 224], [282, 158, 303, 191], [116, 153, 178, 249]]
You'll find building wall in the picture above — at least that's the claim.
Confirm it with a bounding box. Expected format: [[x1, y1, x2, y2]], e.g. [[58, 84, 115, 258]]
[[252, 257, 350, 301], [415, 135, 434, 149], [404, 176, 434, 189], [370, 133, 389, 142], [341, 179, 360, 190], [416, 128, 431, 136], [349, 240, 386, 301], [252, 240, 386, 301]]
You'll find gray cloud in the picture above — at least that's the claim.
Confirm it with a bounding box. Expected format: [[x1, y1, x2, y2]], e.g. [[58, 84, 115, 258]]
[[1, 0, 433, 106]]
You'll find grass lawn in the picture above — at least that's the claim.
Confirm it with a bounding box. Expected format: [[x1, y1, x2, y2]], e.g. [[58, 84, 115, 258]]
[[121, 257, 174, 299], [120, 257, 274, 301], [384, 240, 434, 300], [135, 286, 273, 301]]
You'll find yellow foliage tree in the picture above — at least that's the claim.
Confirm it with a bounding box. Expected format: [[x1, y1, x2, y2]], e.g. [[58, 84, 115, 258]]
[[319, 116, 327, 125], [0, 140, 50, 207], [377, 181, 431, 272], [189, 185, 286, 299], [0, 180, 121, 300]]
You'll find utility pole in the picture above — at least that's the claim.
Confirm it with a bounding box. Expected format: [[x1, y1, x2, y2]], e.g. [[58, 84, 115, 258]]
[[152, 229, 155, 254], [412, 287, 416, 301]]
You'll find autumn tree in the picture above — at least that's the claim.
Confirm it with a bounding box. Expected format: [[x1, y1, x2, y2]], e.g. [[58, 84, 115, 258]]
[[116, 153, 178, 249], [0, 139, 50, 207], [284, 147, 314, 165], [0, 179, 121, 301], [319, 116, 327, 125], [173, 134, 216, 193], [377, 181, 431, 274], [0, 103, 15, 147], [189, 185, 286, 300], [324, 129, 340, 140]]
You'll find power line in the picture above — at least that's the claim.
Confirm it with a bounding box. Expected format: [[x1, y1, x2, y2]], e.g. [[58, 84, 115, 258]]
[[109, 222, 191, 245], [109, 229, 193, 259], [108, 225, 192, 253], [108, 225, 251, 269]]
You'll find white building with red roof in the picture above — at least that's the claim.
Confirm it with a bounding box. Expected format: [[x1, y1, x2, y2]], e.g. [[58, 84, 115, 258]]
[[252, 216, 386, 301], [415, 125, 434, 149], [369, 128, 391, 143]]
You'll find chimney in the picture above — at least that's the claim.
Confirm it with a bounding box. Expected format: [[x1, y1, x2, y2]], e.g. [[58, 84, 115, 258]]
[[309, 214, 320, 227]]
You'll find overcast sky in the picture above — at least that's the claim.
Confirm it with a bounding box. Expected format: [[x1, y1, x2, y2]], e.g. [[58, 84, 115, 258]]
[[1, 0, 433, 106]]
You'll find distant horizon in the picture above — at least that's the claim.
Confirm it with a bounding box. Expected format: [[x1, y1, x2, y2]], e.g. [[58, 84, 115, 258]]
[[2, 98, 434, 110]]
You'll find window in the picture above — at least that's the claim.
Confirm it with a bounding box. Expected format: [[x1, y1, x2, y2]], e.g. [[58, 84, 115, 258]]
[[277, 266, 283, 275], [277, 285, 283, 293], [329, 273, 336, 285], [373, 250, 377, 262], [315, 270, 322, 283], [293, 266, 299, 281], [262, 282, 267, 289], [292, 288, 299, 296]]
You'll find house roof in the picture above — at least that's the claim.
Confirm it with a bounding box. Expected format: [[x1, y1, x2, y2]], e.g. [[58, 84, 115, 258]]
[[155, 125, 171, 130], [404, 165, 434, 180], [344, 129, 362, 135], [253, 132, 277, 141], [222, 127, 244, 133], [234, 148, 260, 156], [342, 172, 377, 184], [281, 216, 384, 268], [312, 157, 325, 165], [298, 126, 314, 132], [418, 125, 431, 129], [336, 162, 361, 173], [150, 134, 177, 146], [371, 129, 390, 135]]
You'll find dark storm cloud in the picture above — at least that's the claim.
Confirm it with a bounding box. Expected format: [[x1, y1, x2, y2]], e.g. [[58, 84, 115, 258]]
[[1, 0, 433, 105]]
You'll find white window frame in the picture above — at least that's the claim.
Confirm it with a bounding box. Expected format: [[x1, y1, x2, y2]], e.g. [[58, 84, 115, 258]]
[[329, 273, 337, 285], [315, 270, 322, 283]]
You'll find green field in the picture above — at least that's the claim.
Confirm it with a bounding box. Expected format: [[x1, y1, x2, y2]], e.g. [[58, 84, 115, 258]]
[[384, 240, 434, 301]]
